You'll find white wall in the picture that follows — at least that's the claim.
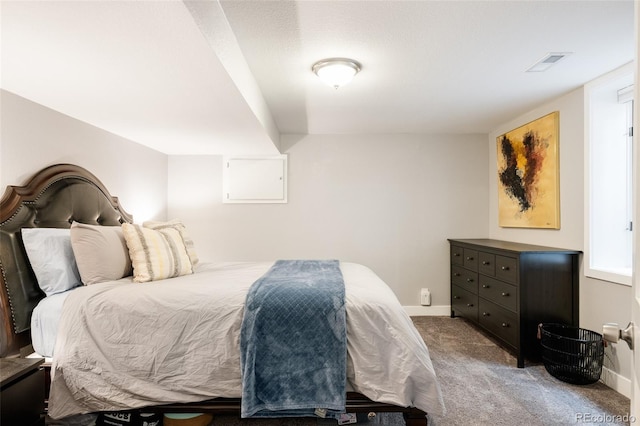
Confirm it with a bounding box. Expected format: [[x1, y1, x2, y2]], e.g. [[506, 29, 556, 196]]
[[168, 133, 488, 308], [488, 87, 633, 395], [0, 90, 168, 222]]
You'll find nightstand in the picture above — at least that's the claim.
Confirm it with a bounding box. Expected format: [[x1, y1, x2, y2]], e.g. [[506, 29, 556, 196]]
[[1, 357, 45, 426]]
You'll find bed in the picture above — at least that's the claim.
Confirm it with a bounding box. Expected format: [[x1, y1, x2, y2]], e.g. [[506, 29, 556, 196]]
[[0, 163, 444, 425]]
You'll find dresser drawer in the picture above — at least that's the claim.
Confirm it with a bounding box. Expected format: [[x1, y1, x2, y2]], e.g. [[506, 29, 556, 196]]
[[495, 255, 518, 284], [479, 275, 517, 312], [452, 285, 478, 322], [451, 245, 464, 265], [463, 249, 478, 271], [478, 252, 495, 276], [478, 299, 518, 348], [451, 265, 478, 294]]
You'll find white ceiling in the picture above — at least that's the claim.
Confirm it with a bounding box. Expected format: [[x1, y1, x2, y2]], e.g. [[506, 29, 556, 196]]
[[1, 0, 635, 155]]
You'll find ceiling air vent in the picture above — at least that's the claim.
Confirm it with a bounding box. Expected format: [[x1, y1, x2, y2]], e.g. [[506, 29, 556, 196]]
[[526, 52, 572, 72]]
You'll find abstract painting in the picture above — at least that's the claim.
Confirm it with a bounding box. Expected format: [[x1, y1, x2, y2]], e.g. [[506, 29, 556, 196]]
[[497, 111, 560, 229]]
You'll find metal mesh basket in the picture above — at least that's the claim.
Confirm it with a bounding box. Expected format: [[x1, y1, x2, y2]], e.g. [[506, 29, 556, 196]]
[[539, 323, 604, 385]]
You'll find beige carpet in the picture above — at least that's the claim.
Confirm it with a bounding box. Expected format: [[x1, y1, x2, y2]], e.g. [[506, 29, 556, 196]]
[[414, 316, 631, 426]]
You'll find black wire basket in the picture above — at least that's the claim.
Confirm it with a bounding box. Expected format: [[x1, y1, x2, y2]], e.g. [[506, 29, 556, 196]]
[[538, 323, 604, 385]]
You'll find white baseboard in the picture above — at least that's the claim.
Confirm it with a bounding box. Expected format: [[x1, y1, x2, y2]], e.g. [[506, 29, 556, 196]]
[[600, 366, 631, 398], [403, 305, 451, 317]]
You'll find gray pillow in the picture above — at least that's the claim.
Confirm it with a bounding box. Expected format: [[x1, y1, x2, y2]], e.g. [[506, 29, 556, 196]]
[[70, 222, 132, 285]]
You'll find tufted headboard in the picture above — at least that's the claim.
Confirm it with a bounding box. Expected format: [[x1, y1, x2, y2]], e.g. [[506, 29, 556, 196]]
[[0, 164, 133, 357]]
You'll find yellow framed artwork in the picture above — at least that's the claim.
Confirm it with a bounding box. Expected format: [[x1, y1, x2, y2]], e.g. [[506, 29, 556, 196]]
[[497, 111, 560, 229]]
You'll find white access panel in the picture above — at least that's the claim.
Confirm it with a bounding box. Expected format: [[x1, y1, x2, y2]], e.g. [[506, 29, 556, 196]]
[[223, 156, 287, 203]]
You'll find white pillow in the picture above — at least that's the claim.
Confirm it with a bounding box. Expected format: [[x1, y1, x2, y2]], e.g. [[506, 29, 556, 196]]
[[21, 228, 82, 296]]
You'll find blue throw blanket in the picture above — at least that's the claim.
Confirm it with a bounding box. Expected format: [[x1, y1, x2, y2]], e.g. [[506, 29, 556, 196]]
[[240, 260, 347, 419]]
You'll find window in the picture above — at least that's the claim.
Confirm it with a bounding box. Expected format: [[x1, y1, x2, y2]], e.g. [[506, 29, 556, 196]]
[[585, 64, 634, 285]]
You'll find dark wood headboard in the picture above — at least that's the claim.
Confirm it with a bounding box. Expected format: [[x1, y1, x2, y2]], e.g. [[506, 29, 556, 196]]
[[0, 164, 133, 357]]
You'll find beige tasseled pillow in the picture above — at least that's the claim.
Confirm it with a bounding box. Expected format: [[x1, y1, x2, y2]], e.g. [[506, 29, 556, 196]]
[[122, 223, 193, 283], [143, 219, 199, 267]]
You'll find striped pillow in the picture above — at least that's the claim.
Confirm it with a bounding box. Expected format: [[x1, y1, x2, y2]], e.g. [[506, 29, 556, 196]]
[[122, 223, 193, 283], [142, 219, 199, 267]]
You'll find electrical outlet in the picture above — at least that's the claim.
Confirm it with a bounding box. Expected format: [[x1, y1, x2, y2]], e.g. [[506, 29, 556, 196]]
[[420, 288, 431, 306]]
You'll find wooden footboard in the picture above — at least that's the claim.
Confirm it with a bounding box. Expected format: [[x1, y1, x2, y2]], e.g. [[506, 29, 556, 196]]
[[137, 393, 428, 425], [42, 364, 428, 425]]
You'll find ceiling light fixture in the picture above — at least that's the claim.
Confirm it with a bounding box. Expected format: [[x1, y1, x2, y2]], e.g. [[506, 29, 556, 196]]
[[312, 58, 361, 89]]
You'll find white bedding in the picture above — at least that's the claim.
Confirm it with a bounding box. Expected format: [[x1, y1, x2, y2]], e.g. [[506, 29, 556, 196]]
[[31, 275, 134, 358], [31, 291, 70, 357], [49, 261, 445, 419]]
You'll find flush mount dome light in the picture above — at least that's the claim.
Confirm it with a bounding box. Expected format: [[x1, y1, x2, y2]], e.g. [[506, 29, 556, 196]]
[[312, 58, 361, 89]]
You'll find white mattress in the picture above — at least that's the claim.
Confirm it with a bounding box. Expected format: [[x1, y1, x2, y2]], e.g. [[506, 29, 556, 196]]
[[31, 291, 71, 357], [48, 261, 445, 419]]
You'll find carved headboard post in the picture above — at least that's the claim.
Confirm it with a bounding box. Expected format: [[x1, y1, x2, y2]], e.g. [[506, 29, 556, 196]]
[[0, 164, 133, 357]]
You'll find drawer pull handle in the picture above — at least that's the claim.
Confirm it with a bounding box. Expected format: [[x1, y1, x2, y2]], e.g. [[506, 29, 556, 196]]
[[501, 266, 510, 271], [453, 253, 461, 257], [466, 278, 474, 283], [466, 256, 474, 260], [453, 295, 460, 300], [454, 273, 461, 277], [482, 284, 490, 289], [482, 261, 490, 265], [501, 323, 510, 328], [466, 303, 474, 307], [501, 292, 510, 297], [482, 312, 489, 316]]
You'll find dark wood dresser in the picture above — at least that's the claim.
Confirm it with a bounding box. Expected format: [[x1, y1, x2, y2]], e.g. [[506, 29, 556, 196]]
[[448, 239, 581, 368]]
